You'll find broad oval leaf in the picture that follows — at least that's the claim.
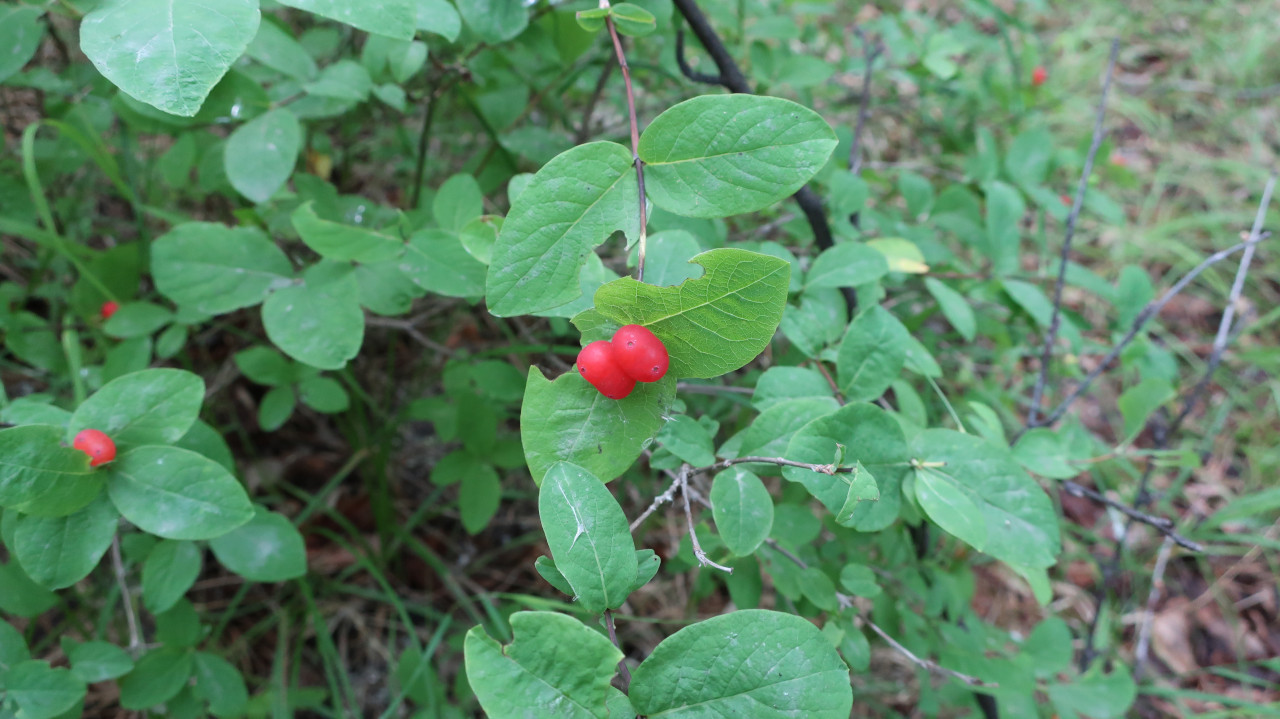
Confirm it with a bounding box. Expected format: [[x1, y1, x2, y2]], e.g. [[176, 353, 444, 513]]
[[836, 305, 909, 402], [457, 0, 528, 43], [805, 243, 889, 290], [486, 142, 638, 317], [276, 0, 415, 40], [69, 369, 205, 448], [6, 660, 86, 719], [107, 446, 253, 540], [593, 248, 790, 379], [225, 108, 301, 203], [118, 647, 193, 710], [142, 539, 203, 613], [0, 6, 45, 84], [0, 425, 98, 515], [538, 462, 637, 613], [245, 18, 317, 81], [710, 468, 774, 556], [910, 429, 1061, 568], [152, 222, 294, 315], [639, 95, 837, 218], [464, 611, 620, 719], [520, 367, 674, 485], [782, 402, 909, 531], [80, 0, 261, 116], [66, 640, 135, 683], [630, 609, 852, 717], [924, 277, 976, 342], [402, 228, 487, 298], [262, 262, 364, 369], [291, 202, 405, 263], [209, 505, 306, 582], [192, 651, 250, 717], [13, 495, 118, 589]]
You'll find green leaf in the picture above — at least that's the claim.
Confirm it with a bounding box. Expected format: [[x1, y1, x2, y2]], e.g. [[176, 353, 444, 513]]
[[258, 385, 296, 430], [834, 462, 879, 527], [533, 556, 576, 596], [1011, 428, 1081, 479], [753, 367, 833, 411], [910, 429, 1060, 568], [781, 290, 847, 358], [66, 640, 134, 683], [415, 0, 461, 41], [593, 248, 789, 379], [984, 181, 1025, 275], [403, 228, 488, 298], [304, 59, 373, 101], [634, 230, 703, 287], [246, 18, 317, 81], [0, 618, 30, 676], [782, 403, 908, 531], [799, 566, 839, 611], [710, 468, 773, 556], [656, 415, 716, 467], [356, 259, 427, 314], [192, 651, 250, 718], [838, 563, 881, 598], [0, 425, 98, 515], [70, 368, 205, 448], [610, 3, 656, 36], [457, 0, 529, 43], [118, 647, 194, 710], [485, 142, 638, 316], [639, 95, 837, 218], [459, 463, 502, 535], [298, 376, 349, 413], [102, 302, 172, 339], [262, 262, 364, 369], [0, 6, 45, 84], [80, 0, 260, 116], [13, 495, 117, 589], [629, 548, 661, 594], [152, 222, 294, 315], [805, 243, 889, 290], [277, 0, 415, 40], [433, 174, 483, 233], [1118, 378, 1175, 440], [575, 7, 609, 32], [630, 610, 852, 717], [234, 346, 294, 386], [6, 661, 86, 719], [225, 108, 302, 203], [292, 202, 404, 263], [1020, 616, 1072, 679], [1005, 127, 1054, 188], [736, 397, 840, 462], [0, 561, 58, 617], [899, 172, 934, 217], [520, 367, 673, 485], [924, 277, 976, 342], [1047, 665, 1136, 719], [107, 446, 253, 541], [209, 506, 306, 581], [914, 461, 988, 553], [459, 215, 501, 265], [464, 611, 620, 719], [538, 462, 638, 613], [142, 540, 203, 613], [836, 305, 909, 402]]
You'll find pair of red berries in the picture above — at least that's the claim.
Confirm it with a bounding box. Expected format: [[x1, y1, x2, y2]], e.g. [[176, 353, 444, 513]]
[[73, 429, 116, 467], [577, 324, 669, 400], [100, 301, 120, 320]]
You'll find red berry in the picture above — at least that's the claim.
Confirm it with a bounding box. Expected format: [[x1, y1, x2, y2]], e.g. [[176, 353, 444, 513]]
[[100, 301, 120, 320], [577, 340, 636, 400], [611, 325, 669, 383], [73, 429, 116, 467], [1060, 194, 1072, 207], [1031, 65, 1048, 87]]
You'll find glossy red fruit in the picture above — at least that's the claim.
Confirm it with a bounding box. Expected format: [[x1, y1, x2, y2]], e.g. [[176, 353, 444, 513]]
[[611, 325, 669, 383], [100, 301, 120, 320], [1031, 65, 1048, 87], [73, 429, 116, 467], [577, 340, 636, 399]]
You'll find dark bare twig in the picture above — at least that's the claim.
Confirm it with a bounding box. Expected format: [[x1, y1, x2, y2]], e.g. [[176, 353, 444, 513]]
[[1133, 537, 1175, 682], [409, 77, 454, 210], [848, 27, 883, 176], [1027, 39, 1121, 427], [1061, 481, 1203, 551], [1029, 232, 1271, 431], [603, 609, 632, 691], [576, 58, 614, 143], [675, 23, 722, 85], [695, 456, 852, 475]]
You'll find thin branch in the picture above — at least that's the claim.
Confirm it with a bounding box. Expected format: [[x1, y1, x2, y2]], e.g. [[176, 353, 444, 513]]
[[112, 534, 142, 656], [1027, 39, 1121, 426], [696, 456, 852, 475], [409, 77, 452, 210], [1030, 231, 1272, 430], [603, 609, 632, 691], [675, 382, 754, 396], [629, 471, 682, 532], [365, 315, 455, 356], [848, 27, 883, 176], [1061, 481, 1203, 552], [674, 23, 722, 85], [576, 57, 614, 143], [1133, 536, 1175, 682], [602, 12, 650, 282], [1168, 171, 1277, 435], [677, 465, 733, 573]]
